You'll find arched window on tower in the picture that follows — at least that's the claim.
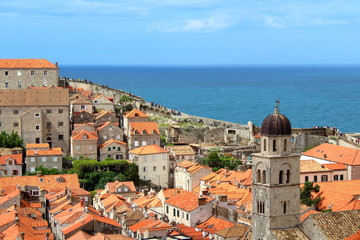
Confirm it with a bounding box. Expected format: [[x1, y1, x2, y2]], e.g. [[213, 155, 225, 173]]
[[262, 170, 266, 184], [284, 139, 287, 152], [257, 169, 261, 183], [286, 170, 290, 183], [273, 139, 277, 152], [263, 139, 267, 151], [279, 170, 283, 184], [283, 201, 287, 214]]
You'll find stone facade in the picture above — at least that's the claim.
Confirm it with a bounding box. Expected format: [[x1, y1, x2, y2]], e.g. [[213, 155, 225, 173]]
[[0, 89, 70, 154], [70, 131, 98, 159], [92, 94, 114, 112], [97, 122, 124, 145], [95, 111, 119, 126], [0, 153, 23, 177], [26, 143, 63, 173], [99, 140, 127, 161], [0, 59, 59, 89]]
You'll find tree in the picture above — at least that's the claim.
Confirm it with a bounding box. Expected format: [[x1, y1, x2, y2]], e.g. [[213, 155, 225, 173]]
[[300, 181, 321, 207], [0, 131, 23, 148], [201, 151, 242, 171]]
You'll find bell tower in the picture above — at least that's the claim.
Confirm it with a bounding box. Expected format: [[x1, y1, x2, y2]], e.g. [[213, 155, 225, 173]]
[[252, 103, 300, 240]]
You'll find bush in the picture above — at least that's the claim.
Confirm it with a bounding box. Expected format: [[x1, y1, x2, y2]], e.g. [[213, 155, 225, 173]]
[[201, 151, 242, 171]]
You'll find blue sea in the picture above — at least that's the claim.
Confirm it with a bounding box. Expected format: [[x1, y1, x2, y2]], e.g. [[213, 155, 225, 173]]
[[60, 65, 360, 133]]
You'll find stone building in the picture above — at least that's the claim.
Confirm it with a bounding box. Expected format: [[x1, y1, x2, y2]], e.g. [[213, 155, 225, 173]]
[[0, 59, 59, 89], [128, 122, 160, 150], [97, 121, 124, 145], [73, 111, 95, 125], [0, 89, 70, 154], [25, 143, 63, 173], [123, 109, 150, 135], [0, 153, 23, 176], [99, 139, 127, 161], [129, 144, 170, 187], [70, 94, 93, 114], [174, 160, 212, 191], [95, 111, 119, 126], [92, 94, 114, 112], [70, 130, 98, 159], [252, 106, 300, 239]]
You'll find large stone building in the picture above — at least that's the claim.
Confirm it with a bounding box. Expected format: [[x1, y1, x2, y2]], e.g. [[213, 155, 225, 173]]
[[0, 59, 59, 89], [252, 106, 300, 239], [0, 88, 70, 154]]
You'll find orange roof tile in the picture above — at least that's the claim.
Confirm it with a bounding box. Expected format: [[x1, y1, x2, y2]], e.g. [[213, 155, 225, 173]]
[[165, 190, 213, 212], [94, 111, 117, 120], [0, 153, 22, 165], [130, 145, 169, 155], [99, 139, 127, 150], [322, 163, 347, 170], [0, 59, 58, 68], [71, 130, 98, 140], [0, 174, 80, 192], [26, 143, 50, 149], [303, 143, 360, 165], [128, 218, 156, 232], [132, 195, 162, 208], [106, 181, 136, 193], [129, 122, 159, 135], [67, 230, 92, 240], [196, 216, 235, 234], [26, 148, 62, 156], [345, 230, 360, 240], [300, 160, 331, 173], [124, 109, 149, 118], [160, 188, 184, 199], [300, 210, 320, 222], [0, 189, 20, 205]]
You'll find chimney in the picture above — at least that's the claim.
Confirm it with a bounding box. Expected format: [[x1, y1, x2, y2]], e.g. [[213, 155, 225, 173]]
[[99, 209, 104, 216], [198, 197, 207, 206], [15, 216, 20, 226], [220, 195, 227, 203], [84, 206, 88, 213], [202, 190, 209, 196], [37, 171, 42, 177], [225, 167, 229, 173], [20, 232, 25, 240], [114, 177, 119, 181], [14, 203, 17, 209], [45, 232, 50, 240]]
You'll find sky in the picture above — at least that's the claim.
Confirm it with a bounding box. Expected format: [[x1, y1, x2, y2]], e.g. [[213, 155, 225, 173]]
[[1, 0, 360, 65]]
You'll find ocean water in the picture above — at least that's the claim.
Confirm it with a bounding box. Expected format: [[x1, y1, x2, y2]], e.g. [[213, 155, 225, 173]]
[[60, 65, 360, 133]]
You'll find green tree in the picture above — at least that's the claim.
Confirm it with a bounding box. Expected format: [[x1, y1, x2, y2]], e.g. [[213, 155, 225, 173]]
[[201, 151, 242, 171], [0, 131, 23, 148], [300, 181, 321, 207]]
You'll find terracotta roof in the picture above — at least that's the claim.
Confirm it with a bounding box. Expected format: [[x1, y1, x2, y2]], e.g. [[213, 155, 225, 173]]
[[159, 188, 184, 199], [89, 233, 134, 240], [300, 210, 320, 222], [0, 174, 79, 192], [99, 139, 127, 150], [97, 121, 119, 131], [0, 59, 58, 68], [106, 181, 136, 193], [345, 230, 360, 240], [305, 209, 360, 240], [129, 122, 159, 135], [173, 224, 209, 240], [0, 153, 22, 165], [271, 227, 309, 240], [94, 111, 117, 120], [165, 190, 213, 212], [215, 224, 251, 238], [67, 230, 92, 240], [71, 130, 98, 140], [132, 195, 162, 208], [26, 143, 50, 149], [303, 143, 360, 165], [26, 148, 62, 156], [176, 160, 211, 175], [0, 89, 69, 106], [323, 163, 347, 170], [130, 145, 169, 155], [165, 145, 196, 156], [300, 160, 331, 173], [196, 216, 235, 234], [124, 109, 149, 118]]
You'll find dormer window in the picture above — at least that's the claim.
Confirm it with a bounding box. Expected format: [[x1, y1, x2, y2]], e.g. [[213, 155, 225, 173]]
[[135, 113, 139, 117], [82, 134, 88, 139], [142, 130, 147, 134], [8, 159, 13, 165], [134, 130, 139, 134], [56, 177, 65, 183], [153, 130, 157, 134]]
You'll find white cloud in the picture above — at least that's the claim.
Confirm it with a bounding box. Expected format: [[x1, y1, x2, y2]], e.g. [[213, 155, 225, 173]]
[[149, 12, 238, 33]]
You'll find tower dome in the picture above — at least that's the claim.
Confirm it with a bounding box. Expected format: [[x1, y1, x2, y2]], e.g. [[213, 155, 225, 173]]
[[260, 104, 291, 136]]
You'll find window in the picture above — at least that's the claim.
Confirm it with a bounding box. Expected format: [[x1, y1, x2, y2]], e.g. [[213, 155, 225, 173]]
[[13, 122, 19, 127], [0, 123, 1, 128], [117, 147, 121, 151], [262, 170, 266, 184], [143, 166, 147, 172], [142, 130, 147, 134], [134, 141, 139, 147], [3, 170, 7, 174], [321, 175, 328, 182], [8, 160, 13, 165], [89, 145, 94, 150], [177, 210, 180, 217], [31, 71, 35, 76], [76, 146, 81, 150], [46, 122, 52, 128], [35, 138, 40, 143], [186, 213, 189, 220], [153, 130, 157, 134], [263, 139, 266, 151], [142, 141, 146, 146], [314, 175, 318, 182], [44, 71, 48, 76], [103, 135, 108, 139], [273, 139, 277, 152], [46, 109, 52, 114], [58, 122, 64, 127], [17, 70, 21, 76], [13, 110, 19, 114], [108, 147, 111, 151], [58, 134, 63, 140], [31, 157, 35, 162], [31, 82, 34, 87], [116, 135, 120, 140], [163, 166, 166, 170], [12, 170, 18, 176], [305, 176, 309, 182], [340, 175, 344, 180], [173, 208, 176, 216], [134, 130, 139, 134], [5, 82, 9, 89], [112, 146, 116, 150], [58, 109, 63, 114], [283, 201, 287, 214], [0, 110, 1, 114], [35, 125, 40, 131], [284, 139, 287, 152], [279, 170, 283, 184], [35, 113, 40, 117], [286, 170, 290, 184], [18, 81, 21, 89], [334, 175, 338, 181], [31, 167, 35, 172], [153, 166, 156, 171], [257, 201, 265, 214], [53, 157, 58, 162], [42, 157, 46, 162], [80, 105, 85, 109], [4, 71, 8, 76], [166, 206, 169, 214]]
